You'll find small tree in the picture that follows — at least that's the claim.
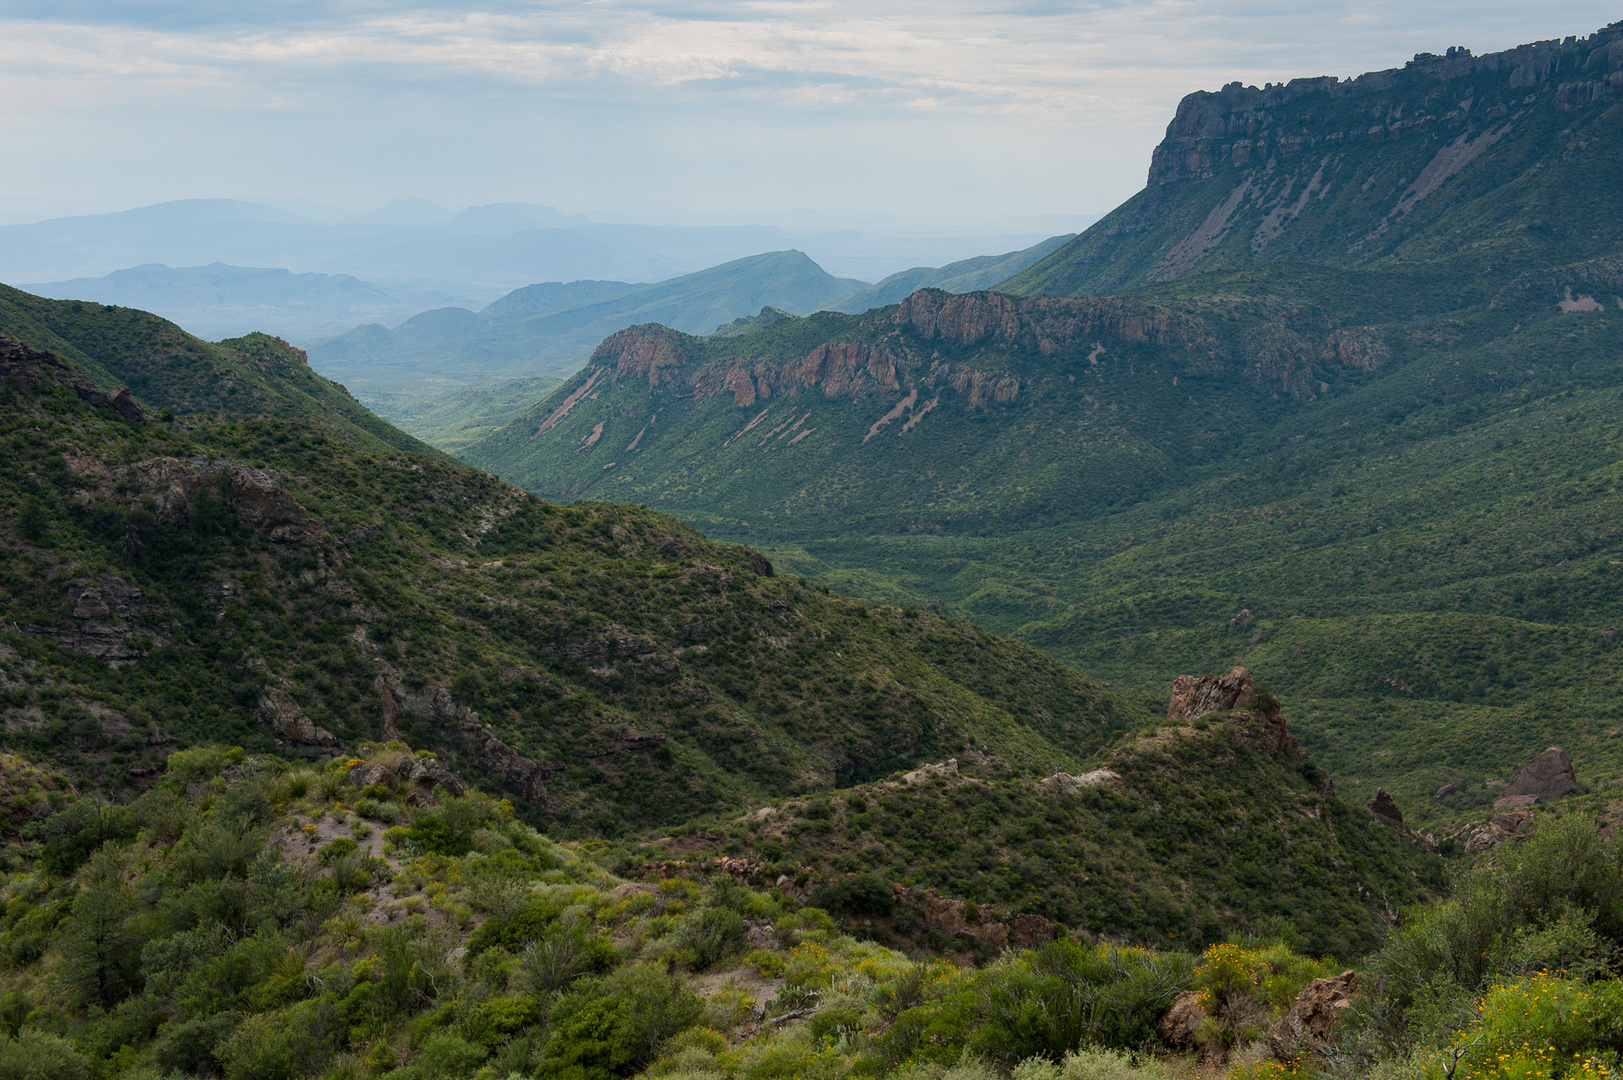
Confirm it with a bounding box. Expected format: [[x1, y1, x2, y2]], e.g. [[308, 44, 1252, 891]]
[[59, 846, 141, 1008]]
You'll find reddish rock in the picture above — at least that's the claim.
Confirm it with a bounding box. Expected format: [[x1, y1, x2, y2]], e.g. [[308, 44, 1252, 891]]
[[1159, 990, 1207, 1050], [258, 689, 337, 746], [1167, 666, 1254, 721], [1458, 809, 1536, 853], [1434, 779, 1468, 800], [1271, 970, 1358, 1062], [1493, 793, 1539, 810]]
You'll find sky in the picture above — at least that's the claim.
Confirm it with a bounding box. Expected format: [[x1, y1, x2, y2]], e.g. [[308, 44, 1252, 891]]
[[1, 2, 1619, 234]]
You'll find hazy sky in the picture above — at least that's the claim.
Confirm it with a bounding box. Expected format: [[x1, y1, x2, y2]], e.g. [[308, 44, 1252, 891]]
[[1, 2, 1618, 231]]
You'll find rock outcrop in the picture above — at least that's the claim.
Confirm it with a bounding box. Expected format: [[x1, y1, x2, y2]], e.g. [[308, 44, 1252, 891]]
[[894, 886, 1053, 950], [1367, 788, 1405, 824], [0, 335, 143, 420], [1149, 27, 1623, 187], [1167, 666, 1254, 721], [1270, 970, 1358, 1062], [1039, 769, 1121, 792], [22, 575, 161, 661], [66, 454, 326, 543], [347, 751, 464, 800], [1456, 809, 1537, 854], [1499, 746, 1578, 805], [1434, 778, 1468, 800], [257, 686, 337, 747], [1167, 667, 1304, 760], [373, 670, 554, 804]]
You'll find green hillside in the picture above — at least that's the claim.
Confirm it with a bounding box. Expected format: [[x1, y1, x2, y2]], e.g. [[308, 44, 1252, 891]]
[[643, 687, 1442, 958], [463, 24, 1623, 832], [832, 234, 1075, 313], [0, 736, 1491, 1080], [0, 285, 432, 458], [0, 312, 1156, 840]]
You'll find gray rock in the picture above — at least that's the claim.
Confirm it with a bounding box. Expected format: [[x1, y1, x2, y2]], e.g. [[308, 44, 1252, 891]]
[[1502, 746, 1578, 803]]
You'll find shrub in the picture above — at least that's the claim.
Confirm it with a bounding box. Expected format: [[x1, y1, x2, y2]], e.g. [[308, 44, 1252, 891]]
[[316, 838, 358, 864], [153, 1012, 241, 1075], [811, 873, 894, 918], [1013, 1048, 1172, 1080], [217, 999, 339, 1080], [0, 1029, 92, 1080], [677, 908, 745, 971], [1366, 812, 1623, 1048], [1441, 975, 1623, 1080]]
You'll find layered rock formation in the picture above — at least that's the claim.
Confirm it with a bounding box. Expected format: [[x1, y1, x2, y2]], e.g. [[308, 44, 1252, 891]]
[[0, 335, 141, 420], [1167, 666, 1255, 721], [1147, 27, 1623, 188]]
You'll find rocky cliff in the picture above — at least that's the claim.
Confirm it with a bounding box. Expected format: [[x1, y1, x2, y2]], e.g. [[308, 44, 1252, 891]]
[[1003, 22, 1623, 297]]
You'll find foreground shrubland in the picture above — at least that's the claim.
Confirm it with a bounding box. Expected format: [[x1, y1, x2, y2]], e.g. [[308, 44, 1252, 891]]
[[0, 746, 1619, 1080]]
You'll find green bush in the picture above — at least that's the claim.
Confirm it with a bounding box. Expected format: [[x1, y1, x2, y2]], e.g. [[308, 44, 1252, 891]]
[[217, 998, 341, 1080], [677, 908, 745, 971], [1367, 812, 1623, 1049], [0, 1029, 92, 1080], [811, 873, 894, 918]]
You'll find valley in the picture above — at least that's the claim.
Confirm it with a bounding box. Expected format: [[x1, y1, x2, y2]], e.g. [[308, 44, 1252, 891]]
[[0, 16, 1621, 1080], [465, 26, 1623, 830]]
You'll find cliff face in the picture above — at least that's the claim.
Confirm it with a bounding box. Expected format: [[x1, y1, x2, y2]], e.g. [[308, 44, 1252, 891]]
[[1003, 22, 1623, 298], [581, 287, 1371, 414], [1148, 28, 1623, 187]]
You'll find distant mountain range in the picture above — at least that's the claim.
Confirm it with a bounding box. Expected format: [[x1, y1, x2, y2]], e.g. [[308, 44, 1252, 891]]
[[305, 239, 1069, 425], [0, 197, 1080, 301], [21, 262, 465, 343], [311, 250, 864, 379], [830, 234, 1075, 313]]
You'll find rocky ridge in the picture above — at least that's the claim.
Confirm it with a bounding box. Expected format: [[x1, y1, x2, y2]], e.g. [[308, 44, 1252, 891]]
[[1002, 21, 1623, 297]]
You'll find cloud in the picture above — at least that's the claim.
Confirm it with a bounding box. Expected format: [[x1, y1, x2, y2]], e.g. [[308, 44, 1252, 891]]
[[0, 1, 1618, 224]]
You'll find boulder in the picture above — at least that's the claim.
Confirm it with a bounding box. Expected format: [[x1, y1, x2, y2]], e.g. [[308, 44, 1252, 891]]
[[1167, 666, 1253, 721], [1502, 747, 1578, 803], [109, 386, 143, 421], [1271, 970, 1358, 1062], [1159, 990, 1207, 1050], [1434, 779, 1468, 800], [1367, 788, 1404, 824], [1493, 793, 1539, 810]]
